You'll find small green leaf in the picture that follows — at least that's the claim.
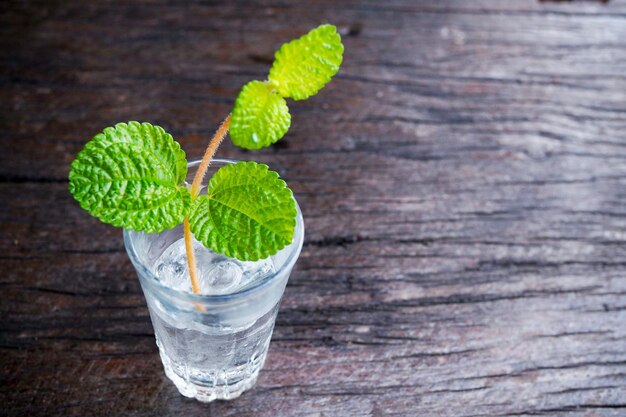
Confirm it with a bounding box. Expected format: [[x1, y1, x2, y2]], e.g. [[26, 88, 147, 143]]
[[189, 161, 297, 261], [230, 80, 291, 150], [268, 24, 344, 100], [69, 122, 191, 234]]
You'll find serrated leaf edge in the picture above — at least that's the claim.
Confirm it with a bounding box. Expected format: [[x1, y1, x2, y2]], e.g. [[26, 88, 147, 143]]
[[68, 121, 190, 234], [268, 23, 344, 100], [188, 161, 297, 261], [230, 81, 292, 150]]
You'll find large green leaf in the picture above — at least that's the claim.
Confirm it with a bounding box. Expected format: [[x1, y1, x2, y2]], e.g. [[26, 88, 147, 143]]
[[268, 24, 344, 100], [230, 80, 291, 150], [189, 161, 297, 261], [68, 122, 191, 233]]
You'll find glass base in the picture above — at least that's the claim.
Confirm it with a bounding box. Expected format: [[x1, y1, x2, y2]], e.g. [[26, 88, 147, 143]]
[[158, 346, 265, 402]]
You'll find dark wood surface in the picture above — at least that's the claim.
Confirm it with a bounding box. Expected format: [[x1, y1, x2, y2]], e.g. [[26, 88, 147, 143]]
[[2, 1, 626, 416]]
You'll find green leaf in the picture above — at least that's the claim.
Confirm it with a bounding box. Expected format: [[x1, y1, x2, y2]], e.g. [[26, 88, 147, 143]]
[[268, 24, 344, 100], [230, 80, 291, 150], [68, 121, 191, 234], [189, 161, 297, 261]]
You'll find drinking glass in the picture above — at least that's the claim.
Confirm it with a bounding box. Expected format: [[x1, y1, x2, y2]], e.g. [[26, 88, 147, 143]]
[[124, 158, 304, 402]]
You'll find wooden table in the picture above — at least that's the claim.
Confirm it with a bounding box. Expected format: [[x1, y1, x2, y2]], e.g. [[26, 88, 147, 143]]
[[2, 1, 625, 416]]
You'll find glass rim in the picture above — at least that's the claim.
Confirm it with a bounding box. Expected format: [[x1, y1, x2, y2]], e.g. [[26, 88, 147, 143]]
[[123, 157, 304, 303]]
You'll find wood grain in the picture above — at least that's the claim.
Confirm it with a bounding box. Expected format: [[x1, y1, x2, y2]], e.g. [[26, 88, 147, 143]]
[[1, 0, 625, 416]]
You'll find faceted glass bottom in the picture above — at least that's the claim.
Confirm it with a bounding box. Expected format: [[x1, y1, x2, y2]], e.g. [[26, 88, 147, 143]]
[[158, 341, 267, 402]]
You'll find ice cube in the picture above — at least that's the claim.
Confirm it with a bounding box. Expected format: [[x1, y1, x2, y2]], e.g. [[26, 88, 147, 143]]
[[239, 258, 275, 288], [198, 253, 244, 295], [154, 240, 192, 292], [153, 237, 276, 295]]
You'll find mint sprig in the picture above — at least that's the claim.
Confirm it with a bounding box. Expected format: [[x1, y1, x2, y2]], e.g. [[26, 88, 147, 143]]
[[69, 24, 343, 264], [230, 24, 344, 150]]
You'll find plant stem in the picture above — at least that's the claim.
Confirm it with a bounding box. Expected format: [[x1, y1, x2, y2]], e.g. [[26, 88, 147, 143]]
[[190, 114, 232, 198], [184, 114, 231, 294], [183, 217, 201, 294]]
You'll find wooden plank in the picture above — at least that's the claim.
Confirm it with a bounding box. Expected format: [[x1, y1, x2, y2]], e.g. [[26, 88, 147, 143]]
[[1, 0, 625, 416]]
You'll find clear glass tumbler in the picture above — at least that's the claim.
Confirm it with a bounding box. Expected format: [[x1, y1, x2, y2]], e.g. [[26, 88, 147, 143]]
[[123, 158, 304, 402]]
